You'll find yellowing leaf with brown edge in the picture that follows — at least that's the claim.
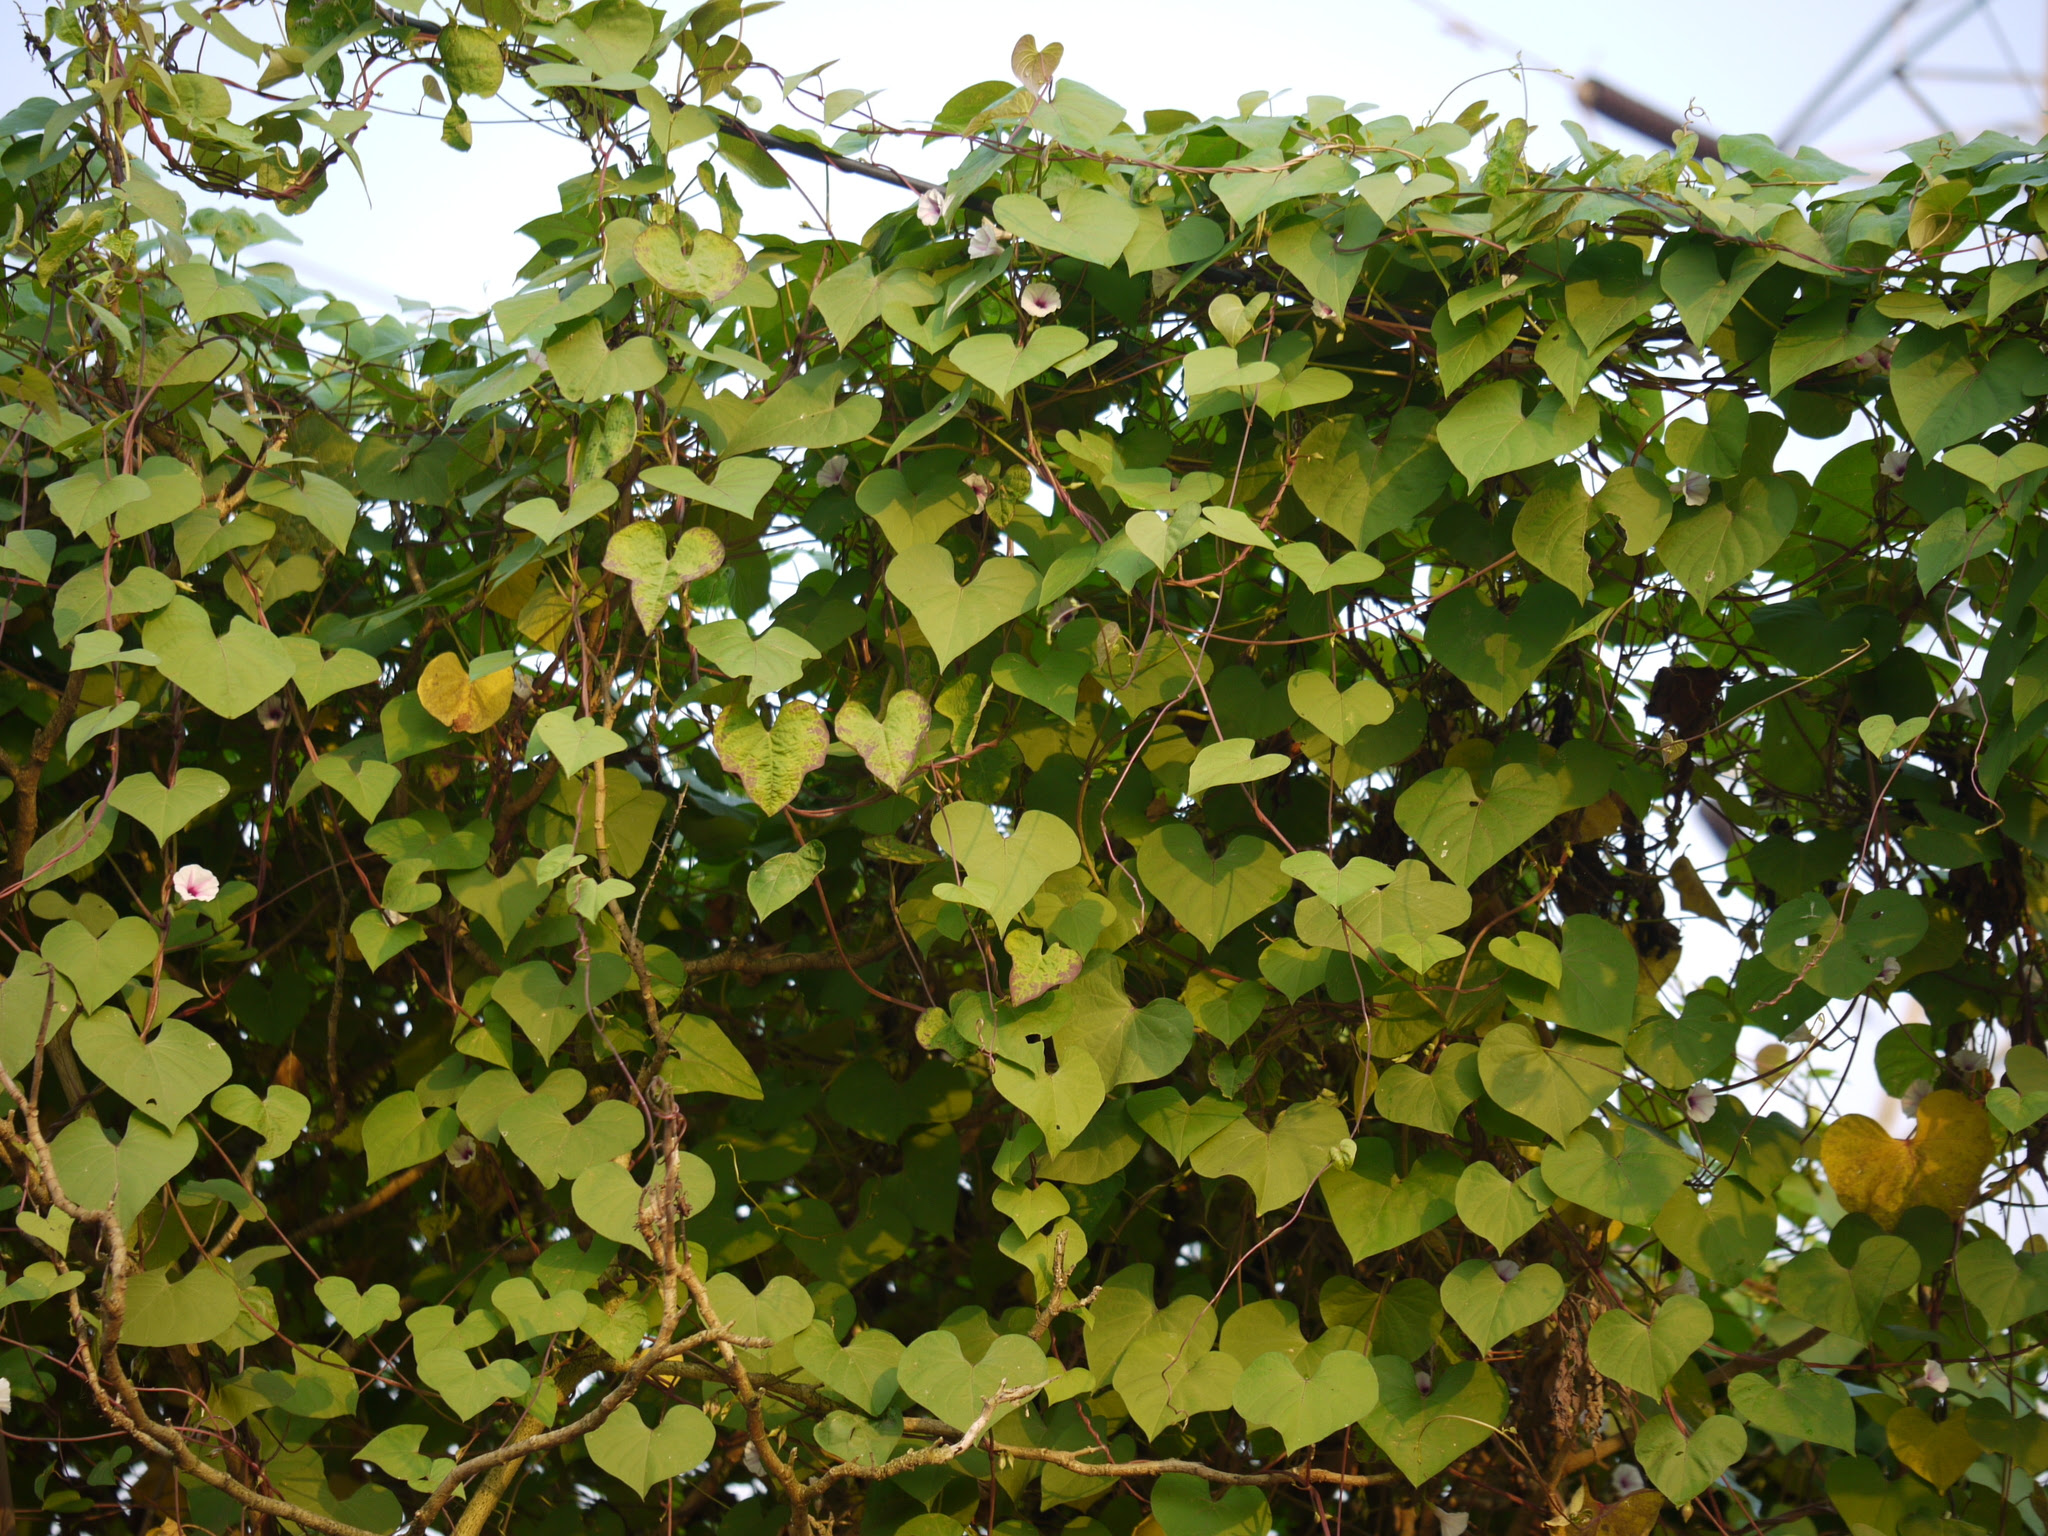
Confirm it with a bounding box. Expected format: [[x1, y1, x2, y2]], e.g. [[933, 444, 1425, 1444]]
[[1821, 1089, 1994, 1230], [417, 653, 513, 733], [1886, 1405, 1983, 1492]]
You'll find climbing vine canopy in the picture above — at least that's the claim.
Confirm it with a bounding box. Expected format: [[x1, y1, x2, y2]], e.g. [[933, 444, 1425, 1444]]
[[10, 8, 2048, 1536]]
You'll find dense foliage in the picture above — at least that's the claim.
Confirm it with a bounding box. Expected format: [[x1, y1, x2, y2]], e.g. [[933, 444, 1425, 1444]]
[[8, 8, 2048, 1536]]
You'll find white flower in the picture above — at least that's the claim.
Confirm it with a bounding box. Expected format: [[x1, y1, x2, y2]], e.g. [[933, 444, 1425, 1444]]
[[1432, 1509, 1469, 1536], [1610, 1464, 1646, 1498], [1312, 299, 1338, 320], [1492, 1259, 1520, 1282], [963, 472, 994, 507], [1020, 281, 1061, 318], [1681, 470, 1711, 506], [1684, 1084, 1719, 1123], [1901, 1077, 1933, 1117], [1670, 1269, 1700, 1297], [1878, 955, 1902, 987], [172, 864, 220, 903], [915, 187, 950, 227], [743, 1442, 766, 1476], [446, 1133, 477, 1168], [511, 671, 534, 702], [967, 219, 1011, 260], [1952, 1048, 1990, 1073], [1413, 1369, 1433, 1396], [0, 1378, 12, 1415], [257, 694, 290, 731], [816, 454, 849, 489], [1917, 1359, 1950, 1393], [1882, 447, 1911, 482]]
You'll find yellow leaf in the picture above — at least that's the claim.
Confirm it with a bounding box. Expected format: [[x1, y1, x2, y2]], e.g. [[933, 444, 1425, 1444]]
[[1886, 1405, 1982, 1491], [1822, 1089, 1994, 1230], [1670, 855, 1726, 926], [417, 653, 512, 733]]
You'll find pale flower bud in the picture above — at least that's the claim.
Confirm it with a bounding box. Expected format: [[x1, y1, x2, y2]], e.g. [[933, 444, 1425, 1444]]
[[1917, 1359, 1949, 1393], [1492, 1259, 1520, 1282], [1610, 1464, 1646, 1497], [1432, 1509, 1469, 1536], [816, 454, 849, 489], [1684, 1084, 1719, 1123], [1681, 470, 1711, 506], [1901, 1078, 1933, 1117], [1882, 447, 1910, 482], [967, 219, 1011, 260], [915, 188, 949, 227]]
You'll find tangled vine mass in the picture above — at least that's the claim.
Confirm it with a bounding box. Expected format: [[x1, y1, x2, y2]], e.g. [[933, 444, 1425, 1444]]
[[9, 7, 2048, 1536]]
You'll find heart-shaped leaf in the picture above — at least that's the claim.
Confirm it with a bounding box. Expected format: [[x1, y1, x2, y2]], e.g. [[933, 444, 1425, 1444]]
[[1955, 1235, 2048, 1332], [351, 910, 425, 970], [705, 1271, 815, 1344], [1424, 583, 1583, 716], [1136, 826, 1289, 951], [108, 769, 230, 846], [1187, 738, 1289, 798], [897, 1329, 1050, 1431], [48, 1114, 198, 1228], [586, 1402, 715, 1496], [1361, 1356, 1507, 1484], [1006, 929, 1083, 1006], [1274, 543, 1385, 592], [498, 1095, 643, 1186], [602, 521, 725, 630], [571, 1162, 654, 1256], [749, 843, 825, 922], [992, 650, 1089, 722], [361, 1091, 459, 1182], [1653, 1173, 1776, 1286], [815, 1409, 902, 1469], [793, 1323, 906, 1415], [1655, 474, 1800, 608], [1127, 1088, 1244, 1165], [122, 1264, 241, 1347], [714, 701, 829, 816], [546, 317, 668, 402], [490, 1276, 587, 1342], [1586, 1294, 1712, 1397], [689, 620, 820, 704], [885, 545, 1038, 668], [142, 596, 296, 720], [1439, 1257, 1565, 1352], [1776, 1236, 1918, 1342], [993, 190, 1140, 265], [1726, 1365, 1855, 1452], [416, 652, 514, 733], [1636, 1414, 1746, 1504], [1191, 1099, 1349, 1216], [1150, 1473, 1269, 1536], [635, 224, 748, 301], [1395, 763, 1562, 887], [492, 955, 634, 1059], [1476, 1023, 1620, 1143], [41, 916, 159, 1012], [1319, 1140, 1461, 1262], [641, 456, 781, 519], [836, 692, 932, 790], [951, 326, 1089, 395], [991, 1038, 1105, 1157], [1232, 1348, 1379, 1453], [1541, 1118, 1694, 1225], [1820, 1088, 1994, 1229], [931, 801, 1081, 931], [72, 1010, 231, 1127], [1943, 441, 2048, 488], [1287, 672, 1393, 744], [315, 1276, 403, 1337], [1455, 1162, 1551, 1252], [1437, 380, 1600, 481]]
